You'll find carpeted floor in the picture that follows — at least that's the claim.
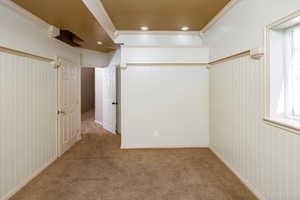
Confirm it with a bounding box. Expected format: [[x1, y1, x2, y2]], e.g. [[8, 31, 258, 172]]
[[81, 110, 105, 135], [10, 131, 257, 200]]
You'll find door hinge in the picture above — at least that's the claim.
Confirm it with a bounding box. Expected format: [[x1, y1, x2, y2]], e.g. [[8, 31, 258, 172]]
[[53, 63, 61, 69], [51, 59, 61, 69]]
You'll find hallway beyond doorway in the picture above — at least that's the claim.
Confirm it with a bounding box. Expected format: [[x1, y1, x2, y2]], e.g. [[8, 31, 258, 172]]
[[81, 109, 113, 135]]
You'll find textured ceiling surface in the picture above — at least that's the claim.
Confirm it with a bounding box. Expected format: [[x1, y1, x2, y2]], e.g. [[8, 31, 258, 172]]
[[12, 0, 115, 52], [101, 0, 230, 30]]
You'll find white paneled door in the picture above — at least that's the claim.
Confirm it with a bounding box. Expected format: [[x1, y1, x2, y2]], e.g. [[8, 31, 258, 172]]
[[103, 65, 117, 134], [57, 58, 81, 156]]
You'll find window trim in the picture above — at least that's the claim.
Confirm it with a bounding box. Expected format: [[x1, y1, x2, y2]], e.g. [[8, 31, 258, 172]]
[[263, 118, 300, 135], [284, 26, 300, 120], [264, 10, 300, 135]]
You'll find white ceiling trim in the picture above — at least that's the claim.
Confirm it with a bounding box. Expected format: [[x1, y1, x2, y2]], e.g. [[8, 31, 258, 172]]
[[200, 0, 240, 33], [4, 0, 240, 44], [81, 0, 117, 40], [87, 0, 240, 41]]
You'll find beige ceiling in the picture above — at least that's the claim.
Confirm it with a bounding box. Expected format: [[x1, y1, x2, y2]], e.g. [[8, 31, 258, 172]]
[[101, 0, 230, 31], [12, 0, 116, 52]]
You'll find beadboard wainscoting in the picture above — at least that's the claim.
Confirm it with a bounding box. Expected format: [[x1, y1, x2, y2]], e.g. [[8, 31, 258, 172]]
[[0, 52, 57, 200], [210, 56, 300, 200]]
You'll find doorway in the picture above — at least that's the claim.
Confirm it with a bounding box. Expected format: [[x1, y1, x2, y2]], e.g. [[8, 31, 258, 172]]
[[81, 65, 118, 135], [80, 67, 98, 134]]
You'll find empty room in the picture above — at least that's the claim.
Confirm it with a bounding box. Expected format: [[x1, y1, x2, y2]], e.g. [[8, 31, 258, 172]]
[[0, 0, 300, 200]]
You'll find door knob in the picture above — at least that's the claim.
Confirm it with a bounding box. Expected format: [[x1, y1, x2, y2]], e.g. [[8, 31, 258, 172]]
[[57, 110, 65, 115], [112, 102, 118, 105]]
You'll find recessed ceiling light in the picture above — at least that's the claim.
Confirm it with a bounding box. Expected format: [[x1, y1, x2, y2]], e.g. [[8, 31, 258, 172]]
[[141, 26, 149, 31], [97, 41, 103, 45], [181, 26, 190, 31]]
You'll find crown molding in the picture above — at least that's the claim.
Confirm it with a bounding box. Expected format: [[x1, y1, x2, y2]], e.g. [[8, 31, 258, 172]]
[[1, 0, 239, 42], [105, 1, 240, 37], [114, 1, 240, 37], [201, 0, 240, 33]]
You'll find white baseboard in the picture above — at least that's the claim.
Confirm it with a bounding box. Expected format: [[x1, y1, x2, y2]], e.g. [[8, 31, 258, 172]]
[[209, 147, 265, 200], [1, 156, 57, 200], [94, 120, 103, 126], [103, 124, 116, 134], [121, 144, 209, 149]]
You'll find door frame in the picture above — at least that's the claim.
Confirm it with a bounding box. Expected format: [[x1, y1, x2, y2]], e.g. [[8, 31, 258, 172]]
[[116, 65, 121, 134]]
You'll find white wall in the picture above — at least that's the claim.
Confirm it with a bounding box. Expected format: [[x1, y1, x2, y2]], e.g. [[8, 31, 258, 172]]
[[119, 31, 209, 148], [108, 49, 121, 66], [203, 0, 300, 61], [204, 1, 300, 199], [0, 3, 77, 200], [80, 48, 113, 68], [116, 31, 204, 46], [0, 53, 57, 200], [122, 46, 209, 64], [0, 1, 112, 66], [121, 66, 209, 148], [95, 68, 103, 124], [0, 1, 80, 63], [0, 2, 111, 200], [210, 56, 300, 200]]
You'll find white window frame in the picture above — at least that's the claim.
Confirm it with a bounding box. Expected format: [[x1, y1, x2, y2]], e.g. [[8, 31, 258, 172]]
[[285, 25, 300, 121], [264, 10, 300, 134]]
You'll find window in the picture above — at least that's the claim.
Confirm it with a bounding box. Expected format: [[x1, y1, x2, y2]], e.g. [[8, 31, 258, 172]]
[[265, 12, 300, 132], [285, 26, 300, 120]]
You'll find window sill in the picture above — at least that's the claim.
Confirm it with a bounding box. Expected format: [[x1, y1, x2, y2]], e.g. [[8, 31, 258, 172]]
[[263, 117, 300, 135]]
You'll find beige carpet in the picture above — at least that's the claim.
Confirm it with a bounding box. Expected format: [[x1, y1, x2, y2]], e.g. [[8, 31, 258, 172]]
[[10, 131, 257, 200], [81, 110, 106, 135]]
